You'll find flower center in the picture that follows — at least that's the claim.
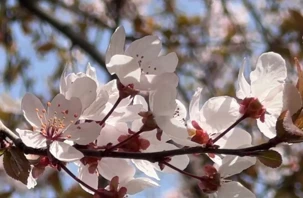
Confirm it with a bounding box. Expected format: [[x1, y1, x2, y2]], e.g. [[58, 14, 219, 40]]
[[240, 97, 266, 122], [35, 103, 75, 140], [190, 120, 210, 145], [198, 165, 221, 194]]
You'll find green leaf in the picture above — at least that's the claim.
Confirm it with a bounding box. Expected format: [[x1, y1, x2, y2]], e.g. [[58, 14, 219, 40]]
[[3, 147, 30, 185], [257, 150, 282, 168]]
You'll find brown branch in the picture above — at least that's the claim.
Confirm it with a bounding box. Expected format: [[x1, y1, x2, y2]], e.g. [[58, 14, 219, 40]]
[[18, 0, 109, 75], [0, 120, 282, 163], [42, 0, 113, 29]]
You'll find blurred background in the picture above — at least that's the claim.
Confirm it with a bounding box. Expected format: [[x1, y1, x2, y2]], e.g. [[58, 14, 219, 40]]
[[0, 0, 303, 197]]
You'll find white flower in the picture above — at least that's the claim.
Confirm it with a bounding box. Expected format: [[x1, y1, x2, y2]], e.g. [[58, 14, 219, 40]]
[[188, 88, 241, 142], [200, 155, 256, 198], [105, 26, 179, 90], [100, 80, 142, 123], [60, 63, 109, 120], [148, 85, 194, 146], [78, 158, 158, 195], [236, 52, 287, 138], [18, 93, 101, 162]]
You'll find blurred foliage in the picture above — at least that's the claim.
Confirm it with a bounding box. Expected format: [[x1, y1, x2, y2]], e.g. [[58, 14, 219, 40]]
[[0, 0, 303, 197]]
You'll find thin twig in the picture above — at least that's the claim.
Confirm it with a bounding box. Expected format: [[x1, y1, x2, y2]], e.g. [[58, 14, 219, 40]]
[[60, 163, 99, 194], [212, 115, 247, 143]]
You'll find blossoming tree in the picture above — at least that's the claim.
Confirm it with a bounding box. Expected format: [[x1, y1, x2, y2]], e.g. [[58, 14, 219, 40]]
[[0, 25, 303, 198], [2, 1, 303, 198]]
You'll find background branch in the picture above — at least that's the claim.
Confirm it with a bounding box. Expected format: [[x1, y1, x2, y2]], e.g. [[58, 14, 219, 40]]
[[18, 0, 109, 76]]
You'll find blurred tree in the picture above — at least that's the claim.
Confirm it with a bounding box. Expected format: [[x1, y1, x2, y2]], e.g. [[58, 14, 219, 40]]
[[1, 0, 303, 197]]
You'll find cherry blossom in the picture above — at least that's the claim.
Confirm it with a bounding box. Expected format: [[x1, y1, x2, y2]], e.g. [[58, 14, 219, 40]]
[[78, 158, 158, 195], [17, 93, 101, 162], [236, 52, 287, 138], [199, 155, 256, 198], [97, 116, 189, 181], [60, 63, 109, 120], [3, 24, 298, 198], [188, 88, 241, 144], [105, 26, 179, 90], [148, 85, 195, 146]]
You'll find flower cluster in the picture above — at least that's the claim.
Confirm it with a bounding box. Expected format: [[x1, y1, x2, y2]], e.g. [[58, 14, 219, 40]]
[[7, 26, 303, 197]]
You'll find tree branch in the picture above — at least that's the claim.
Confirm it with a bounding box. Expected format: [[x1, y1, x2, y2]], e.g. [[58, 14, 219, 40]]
[[43, 0, 113, 29], [0, 121, 281, 163], [18, 0, 109, 75]]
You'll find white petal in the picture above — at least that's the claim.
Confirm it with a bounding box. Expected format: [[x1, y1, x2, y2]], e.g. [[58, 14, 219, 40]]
[[217, 182, 256, 198], [21, 93, 44, 128], [141, 52, 178, 75], [49, 141, 84, 162], [200, 96, 241, 133], [155, 116, 188, 142], [122, 177, 159, 195], [257, 114, 277, 138], [27, 169, 37, 189], [282, 83, 302, 115], [132, 160, 160, 180], [65, 77, 97, 111], [261, 84, 284, 116], [97, 123, 128, 146], [134, 95, 148, 111], [140, 129, 170, 144], [47, 94, 82, 127], [148, 143, 189, 173], [59, 64, 69, 94], [86, 63, 98, 82], [131, 119, 144, 132], [98, 158, 135, 182], [16, 129, 47, 149], [106, 26, 125, 64], [65, 122, 101, 145], [219, 155, 256, 178], [140, 73, 179, 90], [82, 89, 109, 120], [125, 35, 161, 62], [189, 88, 202, 121], [78, 163, 98, 194], [174, 100, 187, 122], [112, 104, 142, 122], [250, 52, 286, 99], [212, 128, 252, 165], [236, 59, 251, 99], [103, 79, 118, 97], [107, 54, 141, 85], [149, 86, 177, 116], [215, 128, 252, 149]]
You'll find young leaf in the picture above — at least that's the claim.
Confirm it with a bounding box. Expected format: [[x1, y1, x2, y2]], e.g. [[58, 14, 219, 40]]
[[3, 147, 30, 185], [257, 150, 282, 168]]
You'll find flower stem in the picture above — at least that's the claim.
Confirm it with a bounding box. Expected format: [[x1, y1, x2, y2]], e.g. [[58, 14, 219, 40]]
[[212, 115, 247, 144], [162, 161, 201, 180], [97, 96, 122, 126], [59, 163, 99, 194]]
